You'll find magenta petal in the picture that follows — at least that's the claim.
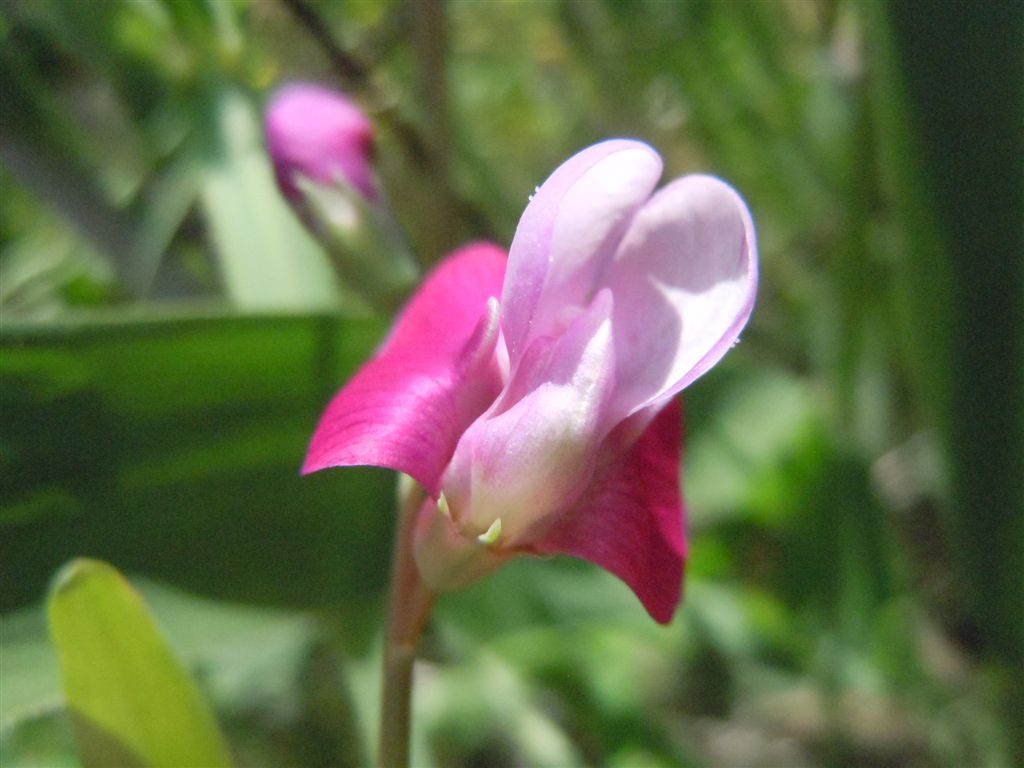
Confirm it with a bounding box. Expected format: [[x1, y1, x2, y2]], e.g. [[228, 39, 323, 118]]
[[302, 243, 507, 494], [501, 140, 662, 365], [533, 398, 685, 624]]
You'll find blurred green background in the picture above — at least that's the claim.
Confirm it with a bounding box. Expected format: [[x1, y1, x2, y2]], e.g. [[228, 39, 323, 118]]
[[2, 1, 1021, 766]]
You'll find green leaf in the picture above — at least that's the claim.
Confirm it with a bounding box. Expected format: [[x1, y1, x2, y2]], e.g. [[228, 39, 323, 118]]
[[3, 576, 365, 767], [1, 313, 393, 620], [47, 558, 232, 768]]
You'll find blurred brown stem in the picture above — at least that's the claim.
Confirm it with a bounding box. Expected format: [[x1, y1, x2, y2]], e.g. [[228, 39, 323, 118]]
[[408, 0, 460, 247], [278, 0, 430, 166], [278, 0, 371, 84], [279, 0, 494, 244]]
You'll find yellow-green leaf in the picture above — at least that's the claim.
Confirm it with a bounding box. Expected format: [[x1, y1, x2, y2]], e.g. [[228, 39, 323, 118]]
[[47, 559, 232, 768]]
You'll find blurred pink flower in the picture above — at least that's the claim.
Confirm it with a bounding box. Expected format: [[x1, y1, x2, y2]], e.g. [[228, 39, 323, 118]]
[[303, 140, 757, 623], [263, 82, 418, 312], [265, 82, 376, 202]]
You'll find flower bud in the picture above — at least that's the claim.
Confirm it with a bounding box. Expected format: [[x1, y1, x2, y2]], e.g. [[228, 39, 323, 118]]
[[265, 83, 377, 203], [264, 83, 418, 312]]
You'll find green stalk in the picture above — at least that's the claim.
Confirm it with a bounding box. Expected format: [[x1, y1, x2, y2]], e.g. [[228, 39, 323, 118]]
[[379, 479, 436, 768]]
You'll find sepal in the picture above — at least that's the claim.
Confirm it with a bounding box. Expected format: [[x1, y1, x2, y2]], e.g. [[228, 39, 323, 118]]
[[413, 494, 510, 591]]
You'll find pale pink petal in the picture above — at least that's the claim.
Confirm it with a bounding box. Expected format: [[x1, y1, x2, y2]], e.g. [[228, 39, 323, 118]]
[[442, 290, 617, 544], [605, 175, 757, 419], [302, 243, 507, 494], [533, 398, 685, 624], [501, 140, 662, 364]]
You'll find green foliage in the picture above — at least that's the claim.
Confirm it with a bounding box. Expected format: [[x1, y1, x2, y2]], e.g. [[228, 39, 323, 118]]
[[46, 559, 232, 767], [1, 314, 393, 615], [3, 569, 356, 767]]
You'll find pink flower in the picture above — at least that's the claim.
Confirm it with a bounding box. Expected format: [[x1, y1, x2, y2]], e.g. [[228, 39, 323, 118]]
[[265, 83, 377, 203], [303, 140, 757, 623]]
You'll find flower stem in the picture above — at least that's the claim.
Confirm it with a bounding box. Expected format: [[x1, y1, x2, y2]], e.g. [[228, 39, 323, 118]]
[[379, 478, 436, 768]]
